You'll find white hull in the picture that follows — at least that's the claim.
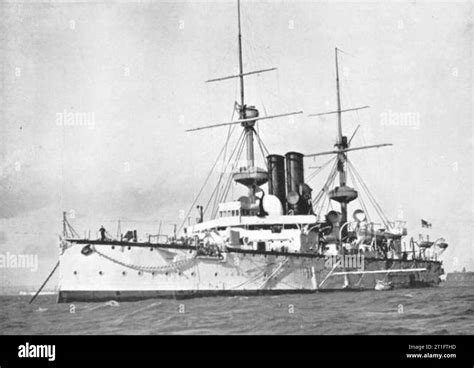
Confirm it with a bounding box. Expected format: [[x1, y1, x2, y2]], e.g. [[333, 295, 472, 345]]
[[57, 243, 443, 302]]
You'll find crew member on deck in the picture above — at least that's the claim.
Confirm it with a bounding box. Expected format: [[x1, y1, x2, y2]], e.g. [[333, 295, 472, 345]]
[[99, 226, 106, 241]]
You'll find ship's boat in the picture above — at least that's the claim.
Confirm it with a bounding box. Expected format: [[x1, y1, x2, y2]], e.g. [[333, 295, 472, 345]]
[[374, 280, 393, 291], [419, 241, 434, 248], [437, 242, 449, 249]]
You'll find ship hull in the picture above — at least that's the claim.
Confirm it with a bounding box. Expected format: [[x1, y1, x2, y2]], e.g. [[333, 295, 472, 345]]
[[57, 289, 321, 303], [57, 243, 443, 303]]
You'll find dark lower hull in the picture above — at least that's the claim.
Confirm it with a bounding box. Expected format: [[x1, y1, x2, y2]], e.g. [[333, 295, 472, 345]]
[[57, 282, 439, 303]]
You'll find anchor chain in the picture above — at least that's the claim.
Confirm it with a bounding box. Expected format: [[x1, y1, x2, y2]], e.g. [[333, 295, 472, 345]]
[[91, 245, 196, 274]]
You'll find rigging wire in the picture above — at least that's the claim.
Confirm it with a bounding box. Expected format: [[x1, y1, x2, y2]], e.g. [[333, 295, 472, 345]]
[[258, 132, 270, 157], [213, 142, 245, 208], [347, 159, 383, 222], [324, 194, 333, 214], [211, 130, 247, 216], [257, 132, 267, 156], [221, 107, 237, 171], [205, 129, 246, 216], [312, 159, 338, 205], [212, 134, 247, 217], [347, 159, 391, 228], [306, 155, 337, 183], [254, 128, 269, 163], [341, 72, 363, 139], [339, 56, 392, 228], [241, 34, 274, 168], [177, 126, 242, 233], [346, 162, 372, 223], [242, 35, 288, 111], [208, 108, 239, 212], [312, 159, 338, 217], [307, 156, 337, 219], [341, 58, 387, 210]]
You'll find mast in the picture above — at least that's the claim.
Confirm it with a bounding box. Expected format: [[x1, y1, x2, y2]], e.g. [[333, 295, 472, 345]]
[[184, 0, 303, 210], [335, 48, 348, 224], [237, 0, 255, 168], [307, 48, 393, 237], [335, 48, 343, 146], [237, 0, 245, 110]]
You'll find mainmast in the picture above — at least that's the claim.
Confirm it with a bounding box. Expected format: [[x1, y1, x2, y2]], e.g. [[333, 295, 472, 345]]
[[335, 48, 343, 146], [307, 47, 392, 235], [335, 48, 349, 224]]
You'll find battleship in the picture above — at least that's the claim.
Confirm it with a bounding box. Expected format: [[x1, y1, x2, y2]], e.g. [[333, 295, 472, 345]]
[[53, 1, 449, 303]]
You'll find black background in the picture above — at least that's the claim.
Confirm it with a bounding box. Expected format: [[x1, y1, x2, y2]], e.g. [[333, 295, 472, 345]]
[[0, 335, 472, 367]]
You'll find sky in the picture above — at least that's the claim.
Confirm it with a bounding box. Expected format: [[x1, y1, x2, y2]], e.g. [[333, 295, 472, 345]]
[[0, 0, 472, 290]]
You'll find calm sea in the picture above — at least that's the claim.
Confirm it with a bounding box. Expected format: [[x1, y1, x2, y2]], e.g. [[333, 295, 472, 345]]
[[1, 285, 473, 335]]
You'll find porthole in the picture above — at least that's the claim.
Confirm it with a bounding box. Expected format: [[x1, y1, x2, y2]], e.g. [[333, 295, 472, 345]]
[[99, 271, 103, 275], [214, 272, 218, 277], [138, 271, 142, 276], [73, 271, 77, 275], [122, 271, 126, 276], [111, 246, 115, 250], [191, 272, 195, 276]]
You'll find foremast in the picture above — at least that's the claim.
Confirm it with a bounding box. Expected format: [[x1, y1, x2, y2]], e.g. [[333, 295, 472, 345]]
[[236, 0, 254, 168], [233, 0, 263, 190], [186, 0, 302, 199]]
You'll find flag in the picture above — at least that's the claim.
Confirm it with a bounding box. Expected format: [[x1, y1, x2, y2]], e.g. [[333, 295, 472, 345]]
[[421, 219, 432, 228]]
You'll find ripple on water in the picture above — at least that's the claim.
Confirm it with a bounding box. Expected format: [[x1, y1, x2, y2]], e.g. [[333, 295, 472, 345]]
[[0, 286, 473, 334]]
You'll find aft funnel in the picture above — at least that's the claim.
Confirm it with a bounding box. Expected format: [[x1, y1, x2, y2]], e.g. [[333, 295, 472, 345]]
[[285, 152, 311, 215]]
